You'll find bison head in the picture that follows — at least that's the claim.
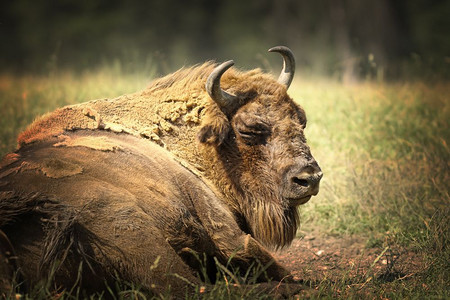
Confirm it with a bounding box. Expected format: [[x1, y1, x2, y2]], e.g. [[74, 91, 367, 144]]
[[197, 47, 322, 249]]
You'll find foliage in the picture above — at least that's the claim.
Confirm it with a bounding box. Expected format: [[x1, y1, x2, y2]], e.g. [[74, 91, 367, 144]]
[[1, 0, 449, 79]]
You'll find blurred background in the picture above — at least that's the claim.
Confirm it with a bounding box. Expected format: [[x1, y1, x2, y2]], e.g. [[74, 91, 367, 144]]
[[0, 1, 449, 297], [1, 0, 449, 81]]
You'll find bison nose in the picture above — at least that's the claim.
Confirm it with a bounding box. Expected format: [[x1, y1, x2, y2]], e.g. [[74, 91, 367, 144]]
[[285, 160, 322, 195], [282, 162, 323, 202], [291, 170, 323, 195]]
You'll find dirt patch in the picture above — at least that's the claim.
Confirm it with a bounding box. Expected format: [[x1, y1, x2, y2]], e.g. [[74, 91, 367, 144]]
[[272, 232, 426, 295]]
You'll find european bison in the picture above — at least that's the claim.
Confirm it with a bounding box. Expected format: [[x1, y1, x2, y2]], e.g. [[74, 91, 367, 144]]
[[0, 46, 322, 297]]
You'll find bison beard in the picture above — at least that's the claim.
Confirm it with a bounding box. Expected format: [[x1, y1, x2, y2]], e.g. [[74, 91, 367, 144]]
[[216, 138, 300, 249], [247, 192, 299, 250], [0, 46, 322, 296]]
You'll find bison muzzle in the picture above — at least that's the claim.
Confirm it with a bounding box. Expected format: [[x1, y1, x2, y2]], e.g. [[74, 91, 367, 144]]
[[0, 46, 322, 297]]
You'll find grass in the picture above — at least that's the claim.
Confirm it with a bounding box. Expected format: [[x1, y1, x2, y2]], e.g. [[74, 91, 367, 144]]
[[0, 65, 154, 156], [0, 68, 449, 299], [294, 79, 449, 298], [297, 79, 449, 236]]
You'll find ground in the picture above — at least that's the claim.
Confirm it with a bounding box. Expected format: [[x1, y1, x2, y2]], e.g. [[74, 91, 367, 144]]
[[272, 232, 426, 298]]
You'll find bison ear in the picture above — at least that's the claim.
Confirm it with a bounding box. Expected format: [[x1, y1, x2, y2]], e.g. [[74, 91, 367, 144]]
[[197, 108, 231, 146]]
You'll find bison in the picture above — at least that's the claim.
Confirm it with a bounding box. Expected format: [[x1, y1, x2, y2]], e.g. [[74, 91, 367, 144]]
[[0, 46, 322, 297]]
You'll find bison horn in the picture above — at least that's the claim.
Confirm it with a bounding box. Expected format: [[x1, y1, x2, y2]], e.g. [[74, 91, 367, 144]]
[[206, 60, 239, 114], [268, 46, 296, 88]]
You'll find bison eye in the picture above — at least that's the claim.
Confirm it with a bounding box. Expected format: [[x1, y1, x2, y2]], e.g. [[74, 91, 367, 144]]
[[236, 123, 271, 145]]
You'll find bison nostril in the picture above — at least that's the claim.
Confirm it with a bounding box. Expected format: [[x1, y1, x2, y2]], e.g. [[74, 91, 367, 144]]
[[317, 172, 323, 180], [292, 177, 309, 187]]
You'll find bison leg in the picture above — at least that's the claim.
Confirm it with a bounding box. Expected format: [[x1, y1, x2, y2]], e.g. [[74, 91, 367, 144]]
[[221, 234, 292, 282], [84, 217, 204, 297], [173, 167, 293, 283]]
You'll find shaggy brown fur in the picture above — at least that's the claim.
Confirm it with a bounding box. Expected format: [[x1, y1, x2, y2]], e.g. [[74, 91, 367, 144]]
[[17, 63, 318, 245], [1, 61, 321, 295], [1, 131, 290, 296]]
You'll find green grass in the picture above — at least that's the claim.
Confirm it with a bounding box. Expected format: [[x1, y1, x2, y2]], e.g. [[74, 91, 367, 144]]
[[0, 69, 449, 299], [294, 79, 449, 298], [296, 80, 449, 235]]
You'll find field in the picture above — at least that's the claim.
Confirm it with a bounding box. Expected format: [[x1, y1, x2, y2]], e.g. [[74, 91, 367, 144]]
[[0, 68, 449, 299]]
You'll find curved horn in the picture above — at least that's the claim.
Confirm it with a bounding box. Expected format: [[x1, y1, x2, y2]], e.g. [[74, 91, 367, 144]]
[[268, 46, 296, 88], [206, 60, 238, 113]]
